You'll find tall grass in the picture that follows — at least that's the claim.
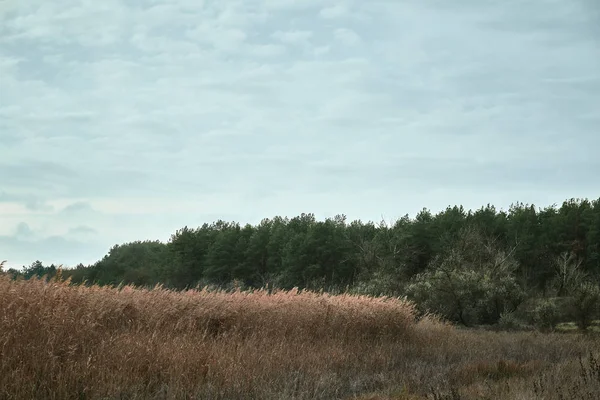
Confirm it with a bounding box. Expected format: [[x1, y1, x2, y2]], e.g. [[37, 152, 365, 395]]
[[0, 274, 598, 399]]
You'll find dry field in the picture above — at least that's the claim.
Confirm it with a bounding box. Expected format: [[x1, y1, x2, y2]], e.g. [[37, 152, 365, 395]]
[[0, 274, 598, 400]]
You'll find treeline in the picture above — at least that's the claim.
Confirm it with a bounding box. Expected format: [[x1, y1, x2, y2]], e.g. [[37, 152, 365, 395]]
[[6, 197, 600, 328]]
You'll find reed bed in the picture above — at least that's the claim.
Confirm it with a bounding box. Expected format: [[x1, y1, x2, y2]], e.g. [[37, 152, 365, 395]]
[[0, 274, 598, 399]]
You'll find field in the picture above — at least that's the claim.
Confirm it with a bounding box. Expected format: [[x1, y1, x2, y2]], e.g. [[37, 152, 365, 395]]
[[0, 275, 599, 399]]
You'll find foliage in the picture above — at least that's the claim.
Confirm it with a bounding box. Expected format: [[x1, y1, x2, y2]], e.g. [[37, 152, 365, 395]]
[[8, 197, 600, 328], [568, 282, 600, 330], [551, 251, 588, 296], [406, 227, 524, 326], [497, 311, 532, 331], [83, 240, 170, 287], [531, 299, 562, 331]]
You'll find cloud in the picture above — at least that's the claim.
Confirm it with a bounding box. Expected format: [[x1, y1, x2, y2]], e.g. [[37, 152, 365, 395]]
[[0, 234, 107, 269], [66, 225, 99, 241], [0, 191, 55, 212], [68, 225, 98, 235], [313, 45, 330, 56], [24, 199, 55, 212], [1, 0, 599, 266], [319, 5, 348, 19], [61, 201, 95, 214], [272, 30, 313, 46], [334, 28, 361, 46], [14, 222, 34, 238]]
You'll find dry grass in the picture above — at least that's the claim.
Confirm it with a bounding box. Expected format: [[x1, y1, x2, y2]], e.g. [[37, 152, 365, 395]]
[[0, 275, 598, 399]]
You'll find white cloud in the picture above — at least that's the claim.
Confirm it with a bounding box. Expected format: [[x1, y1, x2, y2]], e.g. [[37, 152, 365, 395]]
[[334, 28, 361, 46], [319, 4, 348, 19], [272, 30, 313, 46], [314, 45, 330, 56], [244, 43, 287, 57], [1, 0, 599, 267], [185, 24, 248, 52]]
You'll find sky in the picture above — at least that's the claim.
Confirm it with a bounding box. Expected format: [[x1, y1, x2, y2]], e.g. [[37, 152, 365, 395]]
[[1, 0, 599, 269]]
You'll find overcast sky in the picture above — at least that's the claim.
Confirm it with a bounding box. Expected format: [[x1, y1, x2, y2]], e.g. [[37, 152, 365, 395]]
[[1, 0, 599, 269]]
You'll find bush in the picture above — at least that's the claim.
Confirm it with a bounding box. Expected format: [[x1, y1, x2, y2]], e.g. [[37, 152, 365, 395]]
[[531, 299, 561, 331], [406, 227, 524, 326], [497, 311, 532, 331], [568, 283, 600, 330]]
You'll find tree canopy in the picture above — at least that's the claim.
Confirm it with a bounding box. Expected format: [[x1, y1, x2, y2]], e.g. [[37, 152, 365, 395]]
[[8, 197, 600, 327]]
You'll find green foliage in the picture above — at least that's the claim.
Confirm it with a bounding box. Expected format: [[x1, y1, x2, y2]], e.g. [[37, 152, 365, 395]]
[[22, 261, 58, 281], [531, 299, 562, 330], [84, 241, 170, 287], [204, 221, 242, 284], [15, 197, 600, 329], [568, 282, 600, 330], [406, 227, 524, 326], [497, 311, 532, 331]]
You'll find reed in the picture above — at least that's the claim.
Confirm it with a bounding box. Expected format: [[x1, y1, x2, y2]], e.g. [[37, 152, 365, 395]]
[[0, 274, 597, 399]]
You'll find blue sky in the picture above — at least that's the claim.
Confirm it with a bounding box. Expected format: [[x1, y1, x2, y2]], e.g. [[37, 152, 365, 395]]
[[1, 0, 599, 269]]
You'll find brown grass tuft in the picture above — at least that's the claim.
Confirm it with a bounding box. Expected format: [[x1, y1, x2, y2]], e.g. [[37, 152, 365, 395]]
[[0, 275, 598, 399]]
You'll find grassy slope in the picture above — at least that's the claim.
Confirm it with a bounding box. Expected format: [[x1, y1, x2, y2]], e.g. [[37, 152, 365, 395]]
[[0, 275, 599, 399]]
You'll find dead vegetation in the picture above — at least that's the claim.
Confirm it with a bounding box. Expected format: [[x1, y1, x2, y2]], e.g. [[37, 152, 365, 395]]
[[0, 274, 598, 399]]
